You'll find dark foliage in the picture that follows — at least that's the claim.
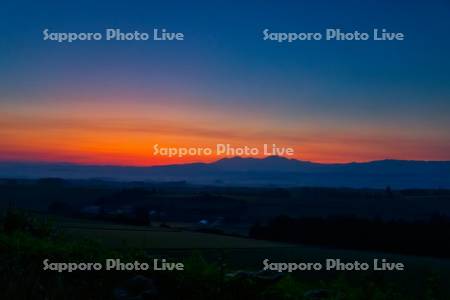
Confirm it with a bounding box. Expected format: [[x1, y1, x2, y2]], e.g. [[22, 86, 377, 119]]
[[250, 214, 450, 258]]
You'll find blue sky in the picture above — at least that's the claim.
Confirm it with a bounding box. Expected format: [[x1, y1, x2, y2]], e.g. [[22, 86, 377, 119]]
[[1, 0, 449, 164]]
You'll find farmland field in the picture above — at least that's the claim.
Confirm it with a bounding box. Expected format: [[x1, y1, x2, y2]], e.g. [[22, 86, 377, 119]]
[[44, 215, 450, 275]]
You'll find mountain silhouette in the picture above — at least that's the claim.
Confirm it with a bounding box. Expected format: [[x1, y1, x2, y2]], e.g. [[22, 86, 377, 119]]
[[1, 156, 450, 188], [212, 156, 313, 171]]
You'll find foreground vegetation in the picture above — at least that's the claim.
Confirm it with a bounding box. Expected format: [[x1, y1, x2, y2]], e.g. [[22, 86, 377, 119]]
[[250, 214, 450, 258], [1, 209, 449, 299]]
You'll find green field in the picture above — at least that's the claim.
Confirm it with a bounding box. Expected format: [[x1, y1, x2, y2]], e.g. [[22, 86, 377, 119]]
[[46, 215, 450, 275], [3, 210, 450, 299]]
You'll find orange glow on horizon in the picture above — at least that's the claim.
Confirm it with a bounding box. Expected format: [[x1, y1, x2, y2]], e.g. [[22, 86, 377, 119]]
[[1, 99, 450, 166]]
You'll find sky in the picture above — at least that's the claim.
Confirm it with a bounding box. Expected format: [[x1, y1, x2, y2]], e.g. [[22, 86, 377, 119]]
[[1, 0, 450, 165]]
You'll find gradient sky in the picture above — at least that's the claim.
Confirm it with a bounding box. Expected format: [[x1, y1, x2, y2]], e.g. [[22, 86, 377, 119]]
[[1, 0, 450, 165]]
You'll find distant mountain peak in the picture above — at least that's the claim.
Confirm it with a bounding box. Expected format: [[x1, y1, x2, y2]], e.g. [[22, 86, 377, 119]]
[[211, 156, 306, 171]]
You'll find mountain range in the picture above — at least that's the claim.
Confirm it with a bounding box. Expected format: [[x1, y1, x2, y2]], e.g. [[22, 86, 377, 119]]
[[1, 156, 450, 188]]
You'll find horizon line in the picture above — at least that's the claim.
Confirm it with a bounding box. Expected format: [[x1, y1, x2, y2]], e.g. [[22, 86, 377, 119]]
[[1, 156, 449, 168]]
